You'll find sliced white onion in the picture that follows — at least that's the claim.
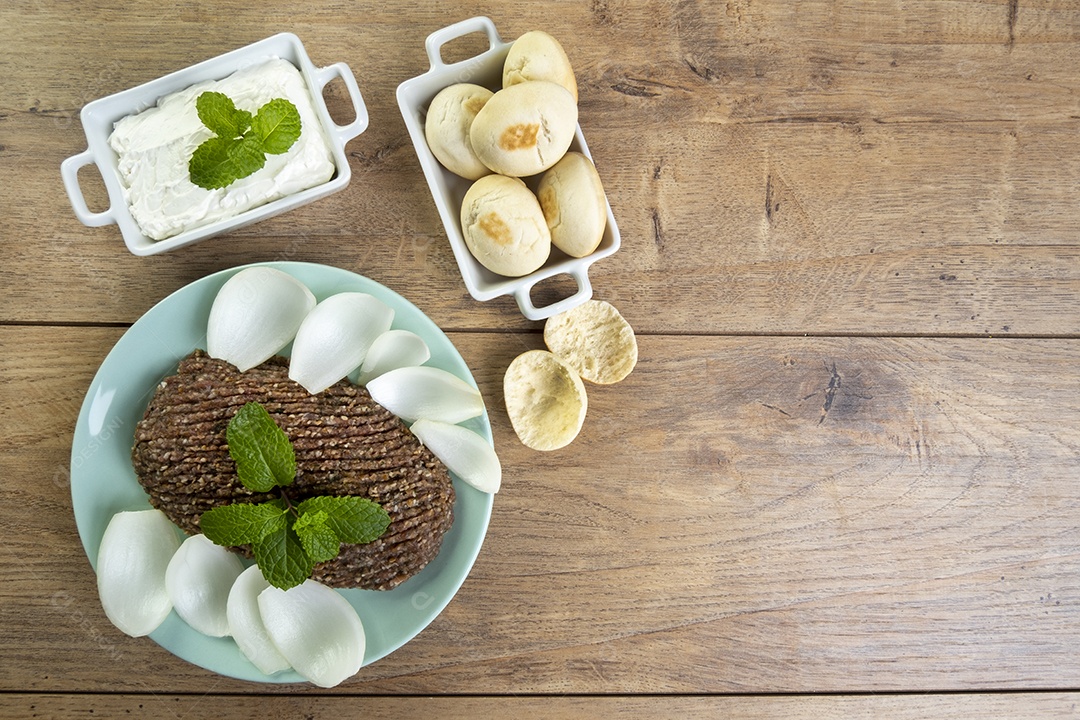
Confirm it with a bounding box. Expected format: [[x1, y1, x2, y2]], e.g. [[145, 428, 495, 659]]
[[354, 329, 431, 385], [96, 509, 181, 637], [410, 418, 501, 493], [289, 292, 394, 394], [165, 534, 245, 637], [258, 580, 365, 688], [207, 267, 316, 372], [366, 366, 485, 424], [227, 565, 292, 675]]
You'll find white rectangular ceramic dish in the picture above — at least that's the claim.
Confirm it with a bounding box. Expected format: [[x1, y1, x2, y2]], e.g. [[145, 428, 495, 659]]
[[396, 17, 621, 321], [61, 33, 369, 256]]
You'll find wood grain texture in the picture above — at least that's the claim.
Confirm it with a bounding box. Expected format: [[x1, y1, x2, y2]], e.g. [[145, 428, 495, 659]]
[[4, 327, 1079, 694], [4, 693, 1080, 720], [3, 0, 1079, 712], [3, 1, 1080, 332]]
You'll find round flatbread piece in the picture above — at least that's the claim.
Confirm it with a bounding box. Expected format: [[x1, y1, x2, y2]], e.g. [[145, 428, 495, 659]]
[[503, 350, 587, 451], [543, 300, 637, 384]]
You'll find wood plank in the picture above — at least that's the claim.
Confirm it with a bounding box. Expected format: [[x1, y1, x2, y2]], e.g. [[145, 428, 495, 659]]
[[4, 692, 1080, 720], [4, 3, 1080, 333], [7, 2, 1080, 121], [4, 326, 1079, 693], [10, 114, 1080, 334]]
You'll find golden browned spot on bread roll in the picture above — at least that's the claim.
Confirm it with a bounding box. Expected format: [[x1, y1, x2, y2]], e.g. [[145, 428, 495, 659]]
[[502, 30, 578, 102], [500, 123, 539, 151], [503, 350, 588, 451], [424, 83, 494, 180], [470, 81, 578, 177], [460, 174, 551, 277], [537, 151, 607, 258], [544, 299, 638, 384]]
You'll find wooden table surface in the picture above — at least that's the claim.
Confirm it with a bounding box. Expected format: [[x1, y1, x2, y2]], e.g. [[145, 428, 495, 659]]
[[4, 0, 1080, 717]]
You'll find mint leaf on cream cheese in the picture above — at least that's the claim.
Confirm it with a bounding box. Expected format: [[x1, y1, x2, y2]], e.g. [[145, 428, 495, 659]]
[[190, 135, 266, 190], [189, 91, 301, 190], [250, 98, 302, 155], [196, 91, 249, 139]]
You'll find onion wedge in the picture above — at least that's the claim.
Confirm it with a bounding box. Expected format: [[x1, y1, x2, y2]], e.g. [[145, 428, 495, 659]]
[[165, 534, 245, 637], [366, 366, 485, 424], [354, 329, 431, 385], [258, 580, 366, 688], [96, 509, 181, 637], [227, 565, 292, 675], [411, 418, 501, 493], [289, 292, 394, 394], [207, 267, 316, 372]]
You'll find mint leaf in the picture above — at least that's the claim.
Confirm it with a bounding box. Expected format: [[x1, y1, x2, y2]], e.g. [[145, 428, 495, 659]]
[[234, 109, 253, 137], [226, 402, 296, 492], [189, 133, 267, 190], [296, 496, 390, 544], [250, 98, 302, 155], [228, 132, 267, 171], [196, 91, 246, 138], [199, 501, 287, 546], [189, 136, 240, 190], [254, 522, 313, 590], [293, 510, 341, 563], [189, 92, 300, 189]]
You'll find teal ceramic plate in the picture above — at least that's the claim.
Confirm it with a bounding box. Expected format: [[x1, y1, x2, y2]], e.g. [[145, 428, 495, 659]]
[[70, 261, 493, 683]]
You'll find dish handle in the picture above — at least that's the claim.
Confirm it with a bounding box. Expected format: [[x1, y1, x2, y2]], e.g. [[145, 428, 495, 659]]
[[514, 266, 594, 322], [61, 149, 116, 227], [424, 16, 503, 73], [312, 62, 370, 147]]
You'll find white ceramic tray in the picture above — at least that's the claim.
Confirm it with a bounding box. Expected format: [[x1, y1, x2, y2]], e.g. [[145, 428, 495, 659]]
[[396, 17, 621, 321], [61, 33, 369, 256]]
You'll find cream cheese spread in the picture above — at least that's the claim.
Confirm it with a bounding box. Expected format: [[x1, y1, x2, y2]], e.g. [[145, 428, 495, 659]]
[[108, 58, 335, 241]]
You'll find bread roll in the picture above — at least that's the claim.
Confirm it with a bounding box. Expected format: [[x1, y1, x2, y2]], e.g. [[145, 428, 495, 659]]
[[537, 151, 607, 258], [460, 174, 551, 277], [470, 81, 578, 178], [424, 83, 494, 180], [544, 299, 637, 384], [502, 30, 578, 102], [503, 350, 588, 451]]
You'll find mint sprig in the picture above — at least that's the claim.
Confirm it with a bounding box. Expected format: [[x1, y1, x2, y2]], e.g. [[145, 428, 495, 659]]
[[189, 91, 301, 190], [199, 402, 391, 590]]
